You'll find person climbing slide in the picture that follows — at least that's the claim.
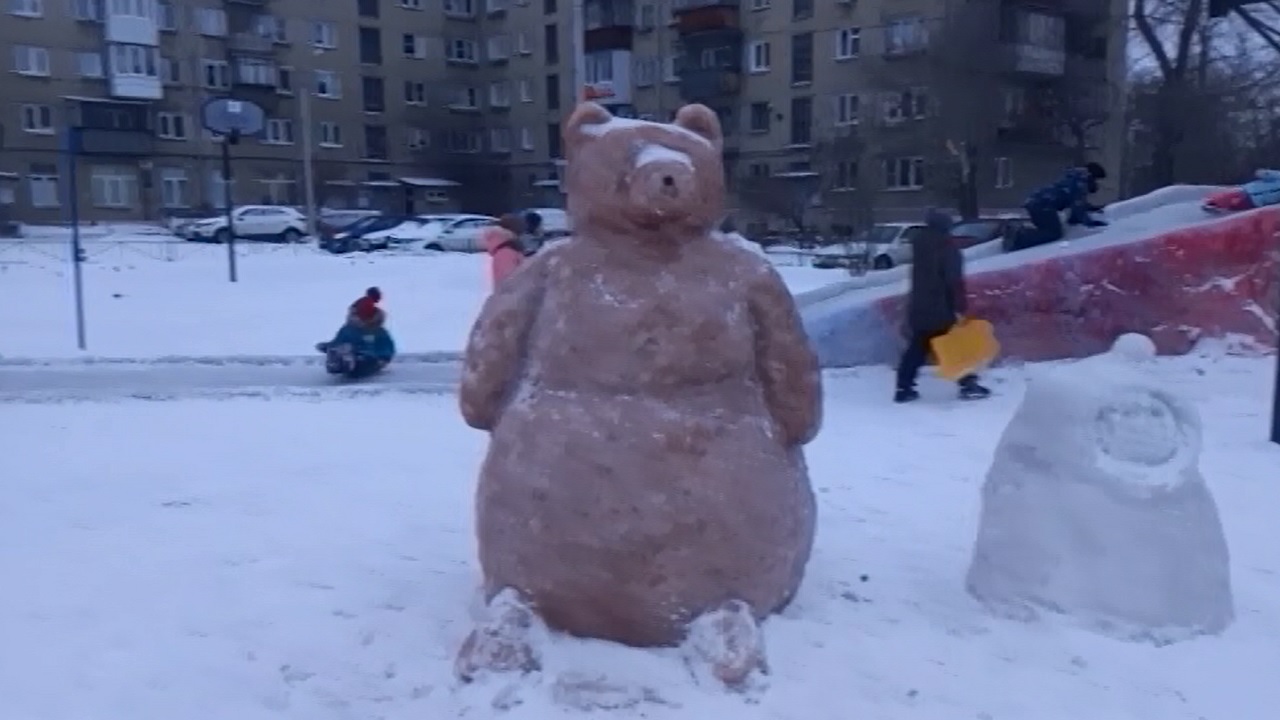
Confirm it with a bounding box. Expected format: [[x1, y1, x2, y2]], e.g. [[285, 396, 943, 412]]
[[316, 290, 396, 379]]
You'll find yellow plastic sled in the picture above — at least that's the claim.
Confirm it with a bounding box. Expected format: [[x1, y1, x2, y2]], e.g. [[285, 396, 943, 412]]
[[930, 318, 1001, 381]]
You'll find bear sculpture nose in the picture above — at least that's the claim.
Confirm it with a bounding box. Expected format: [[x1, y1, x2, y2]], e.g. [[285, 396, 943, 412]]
[[662, 175, 675, 187]]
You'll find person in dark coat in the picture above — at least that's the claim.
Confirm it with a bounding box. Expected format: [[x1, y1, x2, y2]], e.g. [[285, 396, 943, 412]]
[[895, 209, 991, 403], [1017, 162, 1109, 250]]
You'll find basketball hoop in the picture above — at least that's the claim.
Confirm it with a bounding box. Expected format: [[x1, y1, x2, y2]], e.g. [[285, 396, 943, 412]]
[[582, 84, 615, 102]]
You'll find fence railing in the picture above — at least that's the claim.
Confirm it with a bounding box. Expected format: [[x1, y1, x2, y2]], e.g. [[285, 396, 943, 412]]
[[0, 238, 325, 264]]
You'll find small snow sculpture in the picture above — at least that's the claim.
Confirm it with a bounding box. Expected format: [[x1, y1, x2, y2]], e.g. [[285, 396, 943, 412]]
[[455, 102, 822, 684], [965, 334, 1233, 643], [1110, 332, 1157, 362]]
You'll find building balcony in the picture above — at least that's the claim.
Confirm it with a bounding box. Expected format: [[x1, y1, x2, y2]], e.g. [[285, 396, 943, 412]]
[[108, 74, 163, 100], [228, 33, 277, 55], [584, 26, 633, 53], [105, 13, 159, 46], [676, 67, 741, 102], [673, 0, 738, 34], [1004, 43, 1066, 76], [585, 0, 634, 28], [64, 97, 157, 156]]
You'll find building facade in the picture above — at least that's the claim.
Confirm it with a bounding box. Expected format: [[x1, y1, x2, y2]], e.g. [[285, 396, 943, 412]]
[[0, 0, 1126, 228]]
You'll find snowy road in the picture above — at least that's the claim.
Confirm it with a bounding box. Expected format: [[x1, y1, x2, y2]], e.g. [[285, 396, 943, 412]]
[[0, 353, 463, 402]]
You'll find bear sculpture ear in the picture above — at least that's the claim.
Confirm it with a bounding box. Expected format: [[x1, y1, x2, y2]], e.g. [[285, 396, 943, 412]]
[[673, 103, 723, 152], [563, 101, 614, 148]]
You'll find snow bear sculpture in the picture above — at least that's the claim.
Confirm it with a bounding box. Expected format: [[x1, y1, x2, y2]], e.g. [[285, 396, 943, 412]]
[[965, 334, 1234, 643], [455, 102, 822, 684]]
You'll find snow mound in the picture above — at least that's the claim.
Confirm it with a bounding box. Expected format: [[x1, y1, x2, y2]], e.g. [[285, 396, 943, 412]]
[[965, 340, 1234, 644], [1110, 332, 1157, 361], [679, 599, 768, 693]]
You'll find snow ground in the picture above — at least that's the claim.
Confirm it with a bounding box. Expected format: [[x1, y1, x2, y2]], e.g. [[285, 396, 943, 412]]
[[2, 351, 1276, 720], [0, 238, 840, 358]]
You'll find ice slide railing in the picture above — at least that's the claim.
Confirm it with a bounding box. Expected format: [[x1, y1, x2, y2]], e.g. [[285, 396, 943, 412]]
[[800, 185, 1279, 368]]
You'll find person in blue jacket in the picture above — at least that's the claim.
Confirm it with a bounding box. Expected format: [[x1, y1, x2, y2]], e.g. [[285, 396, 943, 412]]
[[1018, 162, 1109, 249], [316, 292, 396, 378]]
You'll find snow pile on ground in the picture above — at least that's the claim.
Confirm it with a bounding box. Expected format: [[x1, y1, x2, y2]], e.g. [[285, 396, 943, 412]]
[[0, 237, 839, 358], [1, 350, 1277, 719]]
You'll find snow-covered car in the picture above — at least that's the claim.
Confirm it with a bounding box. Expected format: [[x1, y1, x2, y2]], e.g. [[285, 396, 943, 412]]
[[809, 241, 871, 270], [358, 216, 444, 248], [185, 205, 308, 243], [415, 214, 499, 252]]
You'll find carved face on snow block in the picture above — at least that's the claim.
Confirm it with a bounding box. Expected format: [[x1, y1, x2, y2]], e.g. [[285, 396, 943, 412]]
[[965, 334, 1233, 643], [457, 102, 823, 648]]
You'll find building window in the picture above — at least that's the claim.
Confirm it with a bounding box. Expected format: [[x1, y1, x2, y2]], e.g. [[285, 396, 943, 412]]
[[543, 0, 555, 14], [195, 8, 226, 36], [518, 77, 533, 102], [995, 157, 1014, 189], [12, 45, 50, 76], [109, 44, 158, 77], [252, 15, 287, 42], [319, 121, 342, 147], [107, 0, 153, 17], [788, 96, 812, 145], [76, 52, 104, 78], [747, 41, 770, 73], [489, 127, 511, 153], [664, 55, 678, 82], [883, 87, 927, 122], [160, 56, 180, 84], [791, 0, 810, 21], [312, 21, 337, 48], [833, 160, 857, 190], [545, 73, 559, 110], [362, 76, 386, 112], [159, 167, 188, 208], [446, 38, 479, 63], [547, 121, 561, 159], [444, 0, 474, 17], [201, 59, 230, 89], [450, 86, 479, 108], [884, 156, 925, 190], [28, 168, 59, 208], [70, 0, 100, 21], [359, 27, 383, 64], [157, 1, 176, 30], [20, 104, 53, 134], [262, 118, 294, 144], [790, 32, 812, 84], [314, 70, 341, 97], [749, 0, 768, 9], [400, 0, 422, 8], [834, 93, 859, 125], [9, 0, 43, 18], [885, 16, 929, 56], [363, 124, 388, 160], [404, 80, 427, 104], [517, 30, 531, 54], [359, 0, 379, 18], [235, 57, 276, 85], [520, 126, 533, 151], [748, 102, 770, 133], [488, 34, 511, 61], [403, 33, 427, 59], [544, 23, 559, 64], [276, 66, 293, 94], [208, 170, 232, 209], [486, 0, 506, 13], [90, 166, 137, 208], [489, 81, 511, 107], [156, 112, 188, 140], [835, 27, 861, 60], [407, 127, 428, 149]]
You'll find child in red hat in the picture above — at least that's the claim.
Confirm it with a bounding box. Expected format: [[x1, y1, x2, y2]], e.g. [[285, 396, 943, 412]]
[[318, 286, 396, 378]]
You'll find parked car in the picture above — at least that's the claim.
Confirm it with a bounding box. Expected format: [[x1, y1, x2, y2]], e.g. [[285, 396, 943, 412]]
[[414, 214, 499, 252], [516, 207, 571, 234], [855, 223, 926, 270], [185, 205, 308, 243], [322, 214, 414, 253], [810, 240, 871, 271], [948, 216, 1035, 252]]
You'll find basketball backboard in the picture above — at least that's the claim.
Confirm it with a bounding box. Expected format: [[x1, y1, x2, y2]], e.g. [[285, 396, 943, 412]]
[[201, 97, 266, 137]]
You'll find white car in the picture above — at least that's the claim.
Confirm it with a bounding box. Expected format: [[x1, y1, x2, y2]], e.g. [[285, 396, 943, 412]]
[[416, 215, 498, 252], [861, 222, 928, 270], [360, 216, 447, 248], [185, 205, 308, 243]]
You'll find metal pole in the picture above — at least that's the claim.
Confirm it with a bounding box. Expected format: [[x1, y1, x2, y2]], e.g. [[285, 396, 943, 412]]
[[300, 88, 317, 238], [222, 134, 238, 282], [570, 0, 586, 104], [66, 127, 87, 350], [1272, 294, 1279, 444]]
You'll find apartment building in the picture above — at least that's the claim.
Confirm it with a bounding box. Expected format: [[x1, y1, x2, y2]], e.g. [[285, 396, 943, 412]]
[[584, 0, 1128, 229], [0, 0, 577, 223]]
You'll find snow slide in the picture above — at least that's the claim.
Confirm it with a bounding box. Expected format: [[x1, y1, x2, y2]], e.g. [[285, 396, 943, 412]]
[[0, 353, 462, 402], [802, 186, 1280, 367]]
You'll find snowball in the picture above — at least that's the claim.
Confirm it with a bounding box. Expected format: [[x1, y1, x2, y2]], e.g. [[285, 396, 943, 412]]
[[1110, 332, 1157, 361], [965, 352, 1234, 644]]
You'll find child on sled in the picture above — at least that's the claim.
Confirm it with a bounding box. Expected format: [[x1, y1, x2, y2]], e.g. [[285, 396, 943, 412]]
[[316, 287, 397, 378]]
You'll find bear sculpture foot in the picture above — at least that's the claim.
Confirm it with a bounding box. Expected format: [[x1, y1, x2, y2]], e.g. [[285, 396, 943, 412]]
[[455, 588, 545, 683], [680, 599, 768, 690]]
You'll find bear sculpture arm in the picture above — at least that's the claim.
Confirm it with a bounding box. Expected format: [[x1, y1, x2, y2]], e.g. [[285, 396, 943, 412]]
[[747, 263, 823, 446], [459, 262, 544, 430]]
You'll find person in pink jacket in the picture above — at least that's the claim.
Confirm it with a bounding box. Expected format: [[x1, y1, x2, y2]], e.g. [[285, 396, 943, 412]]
[[483, 214, 526, 288]]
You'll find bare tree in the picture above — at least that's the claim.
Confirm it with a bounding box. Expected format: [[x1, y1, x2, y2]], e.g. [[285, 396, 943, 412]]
[[736, 168, 819, 234], [815, 130, 874, 236]]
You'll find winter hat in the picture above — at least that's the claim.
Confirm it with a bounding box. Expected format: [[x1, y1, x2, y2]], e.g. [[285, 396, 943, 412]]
[[1085, 161, 1107, 180], [924, 208, 953, 231], [365, 286, 382, 303], [352, 296, 379, 321]]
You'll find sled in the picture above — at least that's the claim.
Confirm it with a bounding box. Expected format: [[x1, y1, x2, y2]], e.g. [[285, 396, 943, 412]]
[[317, 342, 386, 380], [931, 318, 1000, 381]]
